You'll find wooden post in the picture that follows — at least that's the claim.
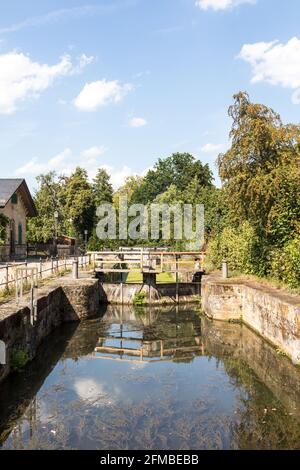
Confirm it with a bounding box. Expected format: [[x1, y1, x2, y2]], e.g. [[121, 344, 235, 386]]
[[39, 258, 42, 279], [25, 260, 28, 285], [175, 255, 179, 303], [141, 249, 143, 273], [5, 263, 9, 291], [120, 282, 123, 304]]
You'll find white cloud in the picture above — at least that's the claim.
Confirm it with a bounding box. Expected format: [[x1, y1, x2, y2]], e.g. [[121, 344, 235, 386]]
[[109, 165, 135, 188], [0, 51, 93, 114], [239, 37, 300, 103], [74, 379, 106, 403], [129, 117, 147, 127], [201, 143, 224, 153], [49, 148, 72, 167], [74, 79, 133, 111], [78, 53, 94, 69], [195, 0, 255, 10], [292, 89, 300, 105], [15, 146, 144, 189], [81, 146, 107, 159], [15, 148, 72, 176]]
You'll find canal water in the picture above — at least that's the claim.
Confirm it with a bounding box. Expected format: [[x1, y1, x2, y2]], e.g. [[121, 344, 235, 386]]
[[1, 305, 300, 450]]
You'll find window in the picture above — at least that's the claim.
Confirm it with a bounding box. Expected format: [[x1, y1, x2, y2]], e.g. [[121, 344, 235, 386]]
[[18, 223, 22, 245], [11, 193, 18, 204]]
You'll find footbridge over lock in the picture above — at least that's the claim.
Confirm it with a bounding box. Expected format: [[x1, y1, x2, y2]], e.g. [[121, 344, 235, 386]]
[[87, 249, 206, 305]]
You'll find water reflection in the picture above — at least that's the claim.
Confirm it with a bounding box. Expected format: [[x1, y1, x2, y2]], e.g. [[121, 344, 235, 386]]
[[0, 305, 300, 450], [92, 306, 203, 364]]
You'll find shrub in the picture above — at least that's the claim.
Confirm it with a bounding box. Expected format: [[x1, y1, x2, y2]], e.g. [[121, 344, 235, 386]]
[[10, 347, 30, 371], [205, 222, 258, 274], [133, 290, 146, 305], [281, 238, 300, 288]]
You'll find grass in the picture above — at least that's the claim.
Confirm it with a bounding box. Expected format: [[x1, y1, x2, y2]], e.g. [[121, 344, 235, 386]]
[[126, 271, 175, 284], [132, 291, 146, 305], [227, 271, 300, 296]]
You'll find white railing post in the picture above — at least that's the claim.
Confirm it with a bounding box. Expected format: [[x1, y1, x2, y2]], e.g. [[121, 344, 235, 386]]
[[222, 260, 229, 279], [5, 263, 9, 291], [72, 259, 79, 279], [0, 340, 6, 365]]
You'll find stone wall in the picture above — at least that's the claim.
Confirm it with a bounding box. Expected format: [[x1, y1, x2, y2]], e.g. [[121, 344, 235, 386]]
[[0, 277, 100, 384], [201, 316, 300, 421], [202, 275, 300, 364]]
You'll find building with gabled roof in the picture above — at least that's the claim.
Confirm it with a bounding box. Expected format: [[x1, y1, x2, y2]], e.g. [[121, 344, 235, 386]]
[[0, 179, 37, 260]]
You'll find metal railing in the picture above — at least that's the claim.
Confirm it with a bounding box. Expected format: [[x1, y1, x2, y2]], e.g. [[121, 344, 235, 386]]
[[87, 250, 205, 275], [0, 254, 91, 294]]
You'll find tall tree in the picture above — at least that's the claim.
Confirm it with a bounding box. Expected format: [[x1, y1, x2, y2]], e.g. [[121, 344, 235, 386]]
[[218, 91, 300, 243], [27, 172, 64, 243], [93, 168, 113, 207], [113, 175, 143, 207], [131, 153, 213, 204], [61, 167, 94, 239]]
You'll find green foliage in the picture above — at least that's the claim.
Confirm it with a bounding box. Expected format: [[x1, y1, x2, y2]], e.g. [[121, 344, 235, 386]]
[[29, 167, 115, 246], [93, 168, 113, 207], [60, 167, 95, 238], [131, 153, 213, 204], [11, 347, 30, 371], [282, 238, 300, 288], [133, 290, 146, 305], [218, 91, 300, 240], [27, 152, 216, 250], [205, 92, 300, 288], [113, 175, 143, 207], [27, 172, 63, 243], [270, 238, 300, 288], [205, 222, 258, 274]]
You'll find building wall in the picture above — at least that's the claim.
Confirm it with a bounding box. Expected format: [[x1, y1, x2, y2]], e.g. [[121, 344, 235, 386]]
[[0, 188, 27, 246]]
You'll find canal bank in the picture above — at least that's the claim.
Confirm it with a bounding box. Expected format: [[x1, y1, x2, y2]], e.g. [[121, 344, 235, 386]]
[[202, 274, 300, 365]]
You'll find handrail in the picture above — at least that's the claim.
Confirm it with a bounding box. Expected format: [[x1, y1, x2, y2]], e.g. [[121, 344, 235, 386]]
[[87, 251, 205, 256], [0, 255, 91, 292]]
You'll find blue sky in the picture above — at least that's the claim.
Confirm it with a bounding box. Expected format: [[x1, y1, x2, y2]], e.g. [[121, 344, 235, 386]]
[[0, 0, 300, 190]]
